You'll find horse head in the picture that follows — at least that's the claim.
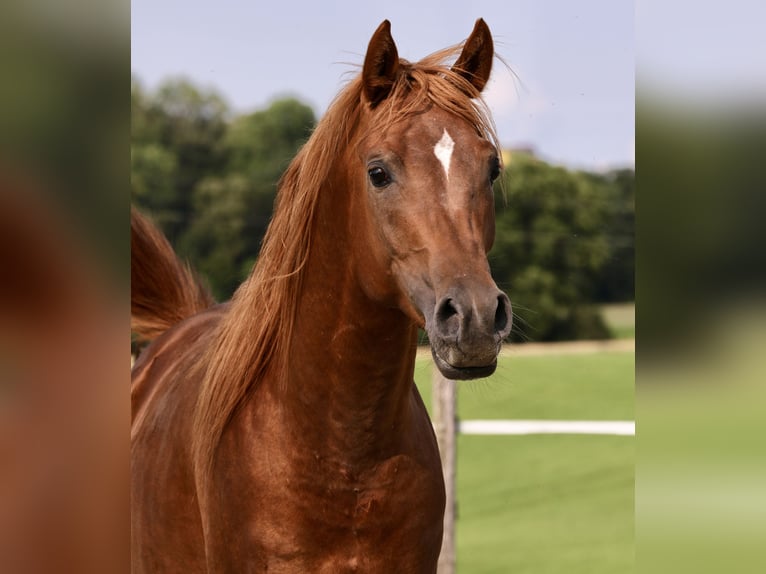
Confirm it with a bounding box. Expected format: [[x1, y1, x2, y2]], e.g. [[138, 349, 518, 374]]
[[350, 19, 512, 380]]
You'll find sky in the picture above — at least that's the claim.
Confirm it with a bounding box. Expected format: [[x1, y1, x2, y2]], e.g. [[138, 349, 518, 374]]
[[132, 0, 635, 171], [636, 0, 766, 104]]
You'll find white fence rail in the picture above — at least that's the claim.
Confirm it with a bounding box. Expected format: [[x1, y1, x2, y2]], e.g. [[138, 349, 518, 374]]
[[458, 419, 635, 436]]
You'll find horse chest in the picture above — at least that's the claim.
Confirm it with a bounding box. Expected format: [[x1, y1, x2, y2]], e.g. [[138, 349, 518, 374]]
[[264, 448, 442, 531], [215, 421, 444, 572], [261, 454, 444, 572]]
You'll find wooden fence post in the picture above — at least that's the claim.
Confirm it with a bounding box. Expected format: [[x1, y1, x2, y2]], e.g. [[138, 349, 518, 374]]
[[432, 367, 457, 574]]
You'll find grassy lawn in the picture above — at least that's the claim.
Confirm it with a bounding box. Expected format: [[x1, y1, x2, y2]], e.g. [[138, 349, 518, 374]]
[[415, 351, 634, 421], [414, 351, 634, 573], [456, 434, 633, 574]]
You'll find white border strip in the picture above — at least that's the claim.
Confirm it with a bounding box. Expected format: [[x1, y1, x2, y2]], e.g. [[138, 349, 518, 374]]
[[458, 420, 635, 436]]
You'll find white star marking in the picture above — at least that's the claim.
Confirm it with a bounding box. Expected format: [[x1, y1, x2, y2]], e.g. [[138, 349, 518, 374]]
[[433, 129, 455, 181]]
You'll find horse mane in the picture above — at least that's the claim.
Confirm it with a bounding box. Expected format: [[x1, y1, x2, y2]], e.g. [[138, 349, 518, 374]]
[[191, 42, 500, 488]]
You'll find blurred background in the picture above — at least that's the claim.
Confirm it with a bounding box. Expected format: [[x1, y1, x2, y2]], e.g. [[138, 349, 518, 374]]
[[4, 0, 765, 572], [637, 1, 766, 573], [1, 0, 128, 572]]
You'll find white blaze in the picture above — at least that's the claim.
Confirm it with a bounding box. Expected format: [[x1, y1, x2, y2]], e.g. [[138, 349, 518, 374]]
[[433, 129, 455, 181]]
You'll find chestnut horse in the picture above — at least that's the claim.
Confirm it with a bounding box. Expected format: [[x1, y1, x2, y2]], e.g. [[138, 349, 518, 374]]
[[131, 19, 511, 573]]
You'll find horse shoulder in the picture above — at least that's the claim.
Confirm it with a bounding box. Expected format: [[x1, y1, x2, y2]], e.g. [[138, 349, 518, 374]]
[[131, 305, 227, 573]]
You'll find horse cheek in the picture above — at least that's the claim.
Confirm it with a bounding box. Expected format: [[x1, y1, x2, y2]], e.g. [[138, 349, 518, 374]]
[[354, 206, 399, 304]]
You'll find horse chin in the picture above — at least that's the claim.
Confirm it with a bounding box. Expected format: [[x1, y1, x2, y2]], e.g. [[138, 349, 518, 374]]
[[430, 347, 497, 381]]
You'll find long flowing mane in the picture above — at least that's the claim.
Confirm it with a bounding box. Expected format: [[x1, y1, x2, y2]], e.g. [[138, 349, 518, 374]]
[[191, 43, 501, 489]]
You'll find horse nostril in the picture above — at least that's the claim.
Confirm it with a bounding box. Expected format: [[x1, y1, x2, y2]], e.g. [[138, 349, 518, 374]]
[[435, 297, 461, 337], [436, 297, 458, 322], [494, 294, 511, 337]]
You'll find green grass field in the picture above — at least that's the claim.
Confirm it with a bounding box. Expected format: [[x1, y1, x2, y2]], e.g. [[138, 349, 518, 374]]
[[414, 351, 634, 573]]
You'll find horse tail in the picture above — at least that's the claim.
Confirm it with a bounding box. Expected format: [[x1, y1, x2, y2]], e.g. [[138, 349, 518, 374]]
[[131, 207, 214, 342]]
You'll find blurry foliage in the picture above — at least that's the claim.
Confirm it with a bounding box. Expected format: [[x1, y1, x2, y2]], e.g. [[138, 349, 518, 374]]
[[131, 77, 230, 244], [492, 154, 632, 341], [131, 77, 316, 298], [597, 168, 635, 303], [637, 97, 766, 358], [131, 77, 634, 340], [181, 98, 316, 296]]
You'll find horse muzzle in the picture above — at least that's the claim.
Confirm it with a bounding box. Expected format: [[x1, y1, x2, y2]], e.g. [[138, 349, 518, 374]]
[[425, 285, 512, 380]]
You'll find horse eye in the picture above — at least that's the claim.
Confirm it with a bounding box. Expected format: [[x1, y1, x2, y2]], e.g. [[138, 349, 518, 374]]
[[368, 166, 392, 188], [489, 156, 501, 183]]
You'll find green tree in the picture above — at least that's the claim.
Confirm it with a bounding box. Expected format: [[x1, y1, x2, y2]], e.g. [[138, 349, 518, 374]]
[[132, 78, 176, 229], [225, 98, 316, 178], [131, 77, 316, 299], [595, 168, 635, 302], [179, 97, 316, 298], [131, 77, 229, 242], [177, 175, 250, 297], [491, 154, 614, 342]]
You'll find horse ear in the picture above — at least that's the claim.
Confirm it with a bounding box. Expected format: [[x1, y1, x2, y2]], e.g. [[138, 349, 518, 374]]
[[362, 20, 400, 107], [452, 18, 494, 94]]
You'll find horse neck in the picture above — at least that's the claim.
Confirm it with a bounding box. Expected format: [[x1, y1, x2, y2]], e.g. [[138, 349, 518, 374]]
[[276, 167, 419, 458]]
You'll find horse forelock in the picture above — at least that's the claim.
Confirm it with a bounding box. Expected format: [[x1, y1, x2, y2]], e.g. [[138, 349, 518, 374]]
[[190, 41, 500, 497], [371, 45, 500, 151]]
